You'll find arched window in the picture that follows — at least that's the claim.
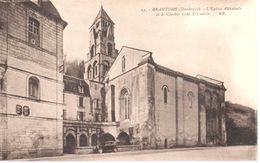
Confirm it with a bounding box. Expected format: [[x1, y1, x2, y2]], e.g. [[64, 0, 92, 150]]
[[103, 61, 110, 76], [29, 77, 39, 99], [120, 88, 130, 120], [122, 56, 125, 72], [90, 45, 94, 58], [107, 43, 112, 56], [87, 65, 92, 79], [79, 134, 88, 147], [93, 61, 97, 79], [162, 85, 169, 104]]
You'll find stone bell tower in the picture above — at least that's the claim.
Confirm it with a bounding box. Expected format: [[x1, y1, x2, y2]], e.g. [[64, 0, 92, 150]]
[[85, 6, 118, 82]]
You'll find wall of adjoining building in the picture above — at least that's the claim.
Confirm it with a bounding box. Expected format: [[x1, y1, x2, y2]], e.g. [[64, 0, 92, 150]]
[[0, 2, 65, 160], [64, 92, 91, 121]]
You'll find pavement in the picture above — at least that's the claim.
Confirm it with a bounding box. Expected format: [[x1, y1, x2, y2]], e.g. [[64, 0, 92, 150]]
[[17, 145, 257, 161]]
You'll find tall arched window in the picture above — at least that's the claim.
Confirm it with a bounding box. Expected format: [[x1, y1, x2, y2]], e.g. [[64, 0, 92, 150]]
[[120, 88, 130, 120], [93, 61, 97, 79], [87, 65, 92, 79], [162, 85, 169, 104], [90, 45, 94, 58], [29, 76, 39, 99], [103, 61, 110, 76], [107, 43, 112, 56], [122, 56, 125, 72]]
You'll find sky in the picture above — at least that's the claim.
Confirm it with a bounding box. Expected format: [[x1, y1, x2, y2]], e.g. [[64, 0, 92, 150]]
[[51, 0, 257, 109]]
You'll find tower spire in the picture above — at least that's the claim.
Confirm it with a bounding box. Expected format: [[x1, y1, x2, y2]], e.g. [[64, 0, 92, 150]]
[[85, 7, 118, 82]]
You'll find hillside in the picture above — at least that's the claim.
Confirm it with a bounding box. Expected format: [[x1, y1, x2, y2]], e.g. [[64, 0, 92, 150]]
[[225, 102, 257, 145]]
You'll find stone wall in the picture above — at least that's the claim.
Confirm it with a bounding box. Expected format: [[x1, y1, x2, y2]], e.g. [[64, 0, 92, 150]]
[[105, 63, 150, 146], [64, 92, 92, 121], [153, 67, 226, 147], [154, 71, 177, 148]]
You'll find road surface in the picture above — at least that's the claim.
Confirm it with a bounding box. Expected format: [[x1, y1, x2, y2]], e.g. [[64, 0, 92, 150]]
[[18, 145, 257, 161]]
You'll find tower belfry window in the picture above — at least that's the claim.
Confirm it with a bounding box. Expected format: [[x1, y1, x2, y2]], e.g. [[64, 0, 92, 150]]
[[122, 56, 125, 72], [107, 43, 112, 56]]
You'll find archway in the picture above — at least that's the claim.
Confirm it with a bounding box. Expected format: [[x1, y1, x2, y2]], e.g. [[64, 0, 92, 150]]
[[117, 132, 130, 145], [99, 133, 115, 146], [80, 134, 88, 147], [91, 134, 98, 146], [65, 134, 76, 154]]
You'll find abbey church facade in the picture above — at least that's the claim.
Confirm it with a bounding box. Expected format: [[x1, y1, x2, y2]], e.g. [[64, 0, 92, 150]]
[[0, 1, 226, 160]]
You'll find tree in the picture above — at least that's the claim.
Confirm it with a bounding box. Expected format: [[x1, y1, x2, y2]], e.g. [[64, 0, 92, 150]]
[[65, 59, 85, 79]]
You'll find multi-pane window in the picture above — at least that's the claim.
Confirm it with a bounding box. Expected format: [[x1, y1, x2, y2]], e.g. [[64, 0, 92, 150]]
[[29, 17, 39, 35], [120, 88, 130, 120], [29, 77, 39, 99], [28, 17, 40, 46]]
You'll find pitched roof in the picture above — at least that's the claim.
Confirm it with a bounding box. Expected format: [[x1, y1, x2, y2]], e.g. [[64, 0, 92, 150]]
[[39, 0, 61, 19], [63, 75, 90, 96], [90, 6, 114, 27], [23, 0, 68, 28]]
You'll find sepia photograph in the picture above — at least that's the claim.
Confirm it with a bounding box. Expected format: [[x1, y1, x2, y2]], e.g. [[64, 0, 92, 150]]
[[0, 0, 257, 161]]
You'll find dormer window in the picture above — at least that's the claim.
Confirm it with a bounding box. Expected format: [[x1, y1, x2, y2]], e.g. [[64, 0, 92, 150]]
[[28, 17, 40, 46], [78, 85, 84, 94]]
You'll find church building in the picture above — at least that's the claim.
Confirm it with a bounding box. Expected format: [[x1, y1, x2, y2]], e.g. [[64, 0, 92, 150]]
[[84, 6, 227, 149]]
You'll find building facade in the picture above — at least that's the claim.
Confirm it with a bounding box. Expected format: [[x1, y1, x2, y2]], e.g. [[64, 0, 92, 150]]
[[0, 0, 67, 160], [0, 0, 227, 160]]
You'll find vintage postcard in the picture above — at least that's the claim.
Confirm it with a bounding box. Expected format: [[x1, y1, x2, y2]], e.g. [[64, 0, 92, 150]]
[[0, 0, 257, 161]]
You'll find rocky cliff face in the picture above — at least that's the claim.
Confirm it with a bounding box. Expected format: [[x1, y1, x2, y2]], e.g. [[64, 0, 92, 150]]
[[225, 102, 257, 145]]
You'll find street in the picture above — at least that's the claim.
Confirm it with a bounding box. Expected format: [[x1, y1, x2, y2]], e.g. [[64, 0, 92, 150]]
[[18, 145, 257, 161]]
